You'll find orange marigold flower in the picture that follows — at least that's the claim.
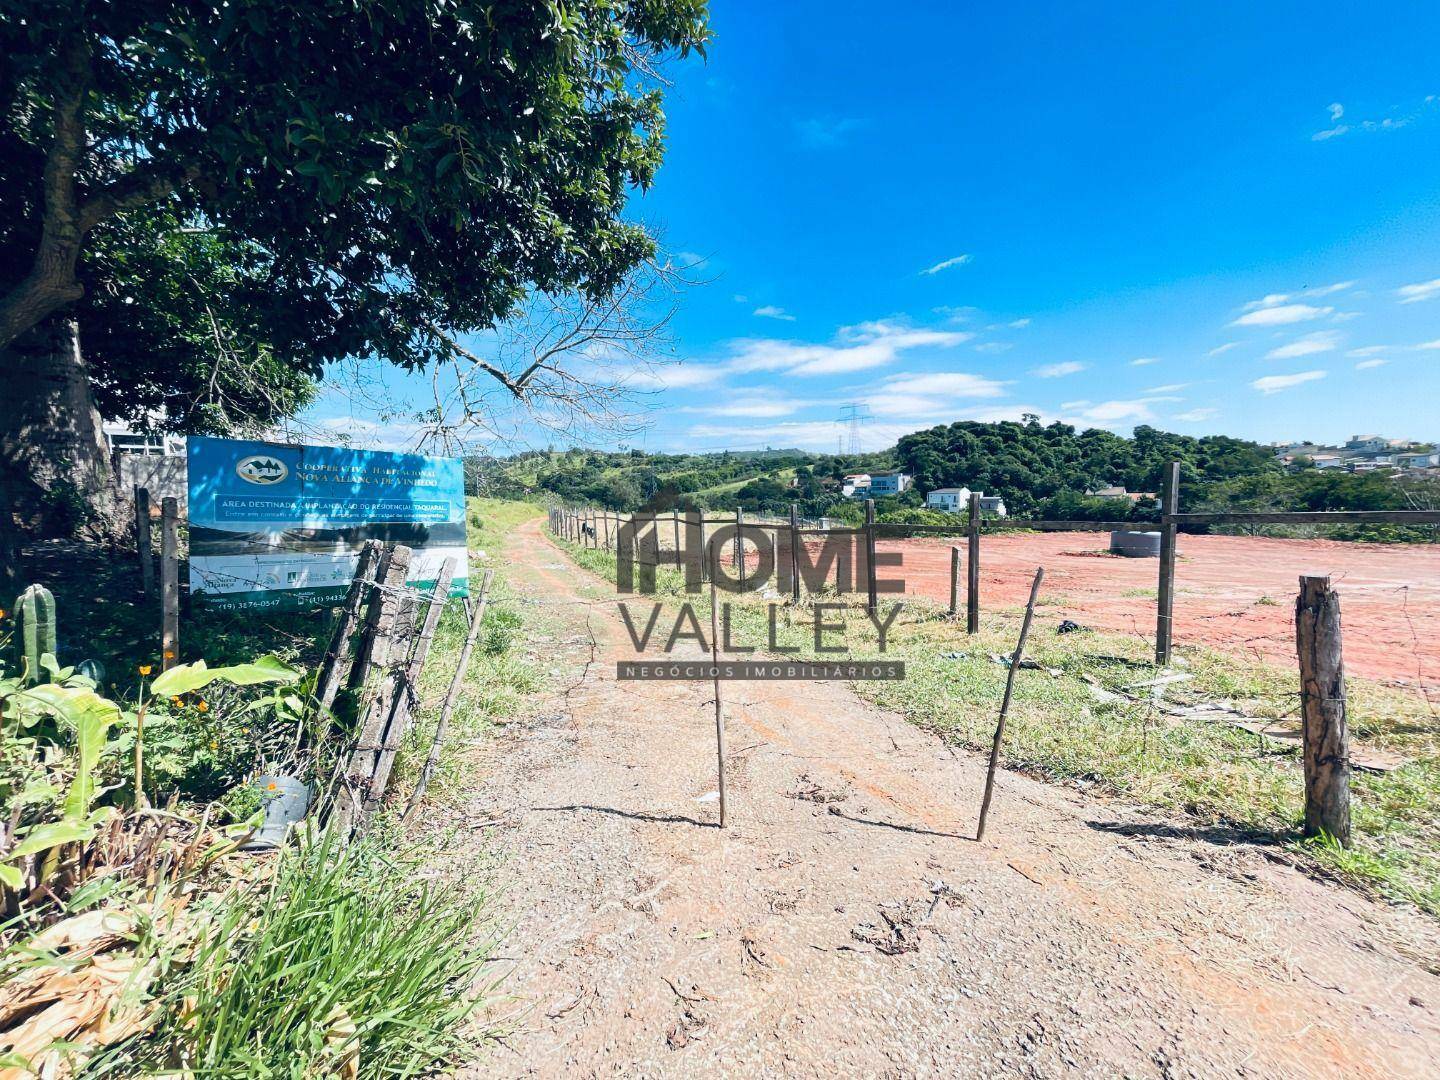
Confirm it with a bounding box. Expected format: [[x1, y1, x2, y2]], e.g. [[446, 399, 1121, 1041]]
[[197, 700, 209, 712], [266, 782, 278, 791], [138, 665, 153, 676]]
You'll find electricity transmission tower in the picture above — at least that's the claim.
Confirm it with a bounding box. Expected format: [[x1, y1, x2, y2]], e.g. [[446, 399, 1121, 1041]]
[[838, 403, 872, 455]]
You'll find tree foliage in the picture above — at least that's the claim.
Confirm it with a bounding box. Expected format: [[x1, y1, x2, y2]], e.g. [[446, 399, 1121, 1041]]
[[0, 0, 710, 415]]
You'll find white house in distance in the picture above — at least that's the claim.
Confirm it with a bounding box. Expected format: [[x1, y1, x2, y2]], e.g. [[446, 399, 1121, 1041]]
[[841, 473, 871, 497], [925, 486, 971, 512], [867, 471, 911, 496], [924, 486, 1008, 518]]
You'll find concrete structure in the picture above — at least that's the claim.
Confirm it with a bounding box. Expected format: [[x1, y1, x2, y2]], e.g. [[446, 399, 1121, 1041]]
[[925, 486, 971, 512], [1110, 530, 1161, 558], [867, 471, 912, 496]]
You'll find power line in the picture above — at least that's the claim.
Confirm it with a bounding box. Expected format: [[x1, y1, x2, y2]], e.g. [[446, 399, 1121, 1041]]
[[838, 403, 872, 455]]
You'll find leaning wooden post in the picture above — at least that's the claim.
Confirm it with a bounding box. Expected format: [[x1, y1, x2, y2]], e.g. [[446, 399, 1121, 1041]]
[[864, 499, 878, 615], [315, 540, 384, 721], [134, 486, 155, 597], [789, 503, 802, 604], [976, 566, 1045, 842], [708, 544, 728, 828], [1155, 460, 1181, 665], [406, 559, 457, 684], [949, 545, 961, 617], [159, 497, 180, 669], [1296, 575, 1351, 847], [966, 492, 981, 634], [672, 509, 681, 564]]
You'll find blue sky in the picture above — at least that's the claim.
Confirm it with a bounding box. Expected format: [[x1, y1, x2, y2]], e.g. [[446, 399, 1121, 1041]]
[[316, 1, 1440, 454]]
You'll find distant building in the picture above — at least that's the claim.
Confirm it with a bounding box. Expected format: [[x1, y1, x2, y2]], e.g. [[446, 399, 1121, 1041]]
[[1398, 451, 1440, 470], [1309, 454, 1345, 469], [841, 473, 871, 497], [102, 421, 184, 457], [867, 471, 912, 496], [978, 495, 1007, 518], [925, 486, 971, 512], [1345, 434, 1387, 452]]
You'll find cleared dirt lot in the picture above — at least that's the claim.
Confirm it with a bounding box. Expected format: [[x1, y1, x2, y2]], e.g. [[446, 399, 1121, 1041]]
[[875, 531, 1440, 690]]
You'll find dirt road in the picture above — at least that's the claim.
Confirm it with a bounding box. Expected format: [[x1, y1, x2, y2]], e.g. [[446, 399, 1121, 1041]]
[[447, 516, 1440, 1077]]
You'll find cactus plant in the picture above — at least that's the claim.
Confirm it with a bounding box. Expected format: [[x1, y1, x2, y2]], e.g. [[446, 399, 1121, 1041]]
[[15, 584, 57, 685]]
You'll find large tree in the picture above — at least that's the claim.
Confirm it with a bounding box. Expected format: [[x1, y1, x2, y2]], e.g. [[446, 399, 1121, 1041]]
[[0, 0, 708, 546]]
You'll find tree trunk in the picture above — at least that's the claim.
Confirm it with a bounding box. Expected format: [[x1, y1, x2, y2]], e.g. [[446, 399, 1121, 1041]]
[[0, 318, 117, 585]]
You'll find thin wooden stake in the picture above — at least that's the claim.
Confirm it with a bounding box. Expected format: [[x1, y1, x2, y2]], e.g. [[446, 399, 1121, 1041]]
[[1296, 575, 1351, 846], [789, 503, 802, 604], [864, 498, 878, 615], [949, 544, 961, 617], [160, 497, 180, 669], [406, 559, 457, 683], [135, 486, 155, 597], [708, 543, 728, 828], [734, 507, 744, 585], [975, 566, 1045, 842], [403, 569, 495, 824]]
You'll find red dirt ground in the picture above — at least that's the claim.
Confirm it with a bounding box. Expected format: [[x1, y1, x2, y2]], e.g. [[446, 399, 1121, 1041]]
[[870, 532, 1440, 691]]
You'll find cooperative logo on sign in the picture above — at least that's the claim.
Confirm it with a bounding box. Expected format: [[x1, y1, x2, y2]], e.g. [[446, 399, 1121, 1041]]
[[236, 455, 289, 485]]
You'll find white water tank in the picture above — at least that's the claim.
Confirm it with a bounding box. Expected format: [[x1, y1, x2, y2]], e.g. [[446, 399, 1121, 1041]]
[[1110, 530, 1162, 557]]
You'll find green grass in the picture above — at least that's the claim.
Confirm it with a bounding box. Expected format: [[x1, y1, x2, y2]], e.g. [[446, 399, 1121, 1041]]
[[89, 833, 495, 1078], [557, 533, 1440, 917]]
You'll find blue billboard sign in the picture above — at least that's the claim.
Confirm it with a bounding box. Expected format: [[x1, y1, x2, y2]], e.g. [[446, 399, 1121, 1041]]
[[187, 436, 468, 611]]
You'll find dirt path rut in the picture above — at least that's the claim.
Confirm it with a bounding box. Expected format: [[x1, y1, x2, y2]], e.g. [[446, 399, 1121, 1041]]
[[450, 517, 1439, 1078]]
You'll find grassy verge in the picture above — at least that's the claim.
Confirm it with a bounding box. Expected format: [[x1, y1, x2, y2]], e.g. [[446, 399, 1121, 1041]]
[[556, 534, 1440, 917]]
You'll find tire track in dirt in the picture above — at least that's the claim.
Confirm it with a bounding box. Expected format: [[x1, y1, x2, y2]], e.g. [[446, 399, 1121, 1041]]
[[448, 516, 1440, 1078]]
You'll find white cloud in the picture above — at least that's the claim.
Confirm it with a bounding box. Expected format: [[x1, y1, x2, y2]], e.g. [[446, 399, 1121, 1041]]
[[1355, 359, 1387, 370], [619, 361, 727, 391], [1032, 361, 1087, 378], [795, 116, 867, 149], [732, 294, 748, 304], [1417, 339, 1440, 350], [1396, 278, 1440, 304], [1142, 383, 1190, 393], [1311, 94, 1437, 140], [878, 371, 1010, 399], [753, 305, 796, 321], [1008, 318, 1032, 329], [684, 419, 918, 453], [1346, 345, 1387, 357], [973, 341, 1012, 354], [1207, 343, 1240, 357], [1129, 356, 1160, 366], [920, 254, 972, 276], [723, 321, 972, 379], [1063, 398, 1173, 426], [1328, 102, 1345, 121], [1265, 330, 1340, 360], [1241, 282, 1353, 311], [1251, 370, 1327, 394], [1173, 407, 1219, 423], [1313, 125, 1349, 141], [1232, 303, 1334, 327]]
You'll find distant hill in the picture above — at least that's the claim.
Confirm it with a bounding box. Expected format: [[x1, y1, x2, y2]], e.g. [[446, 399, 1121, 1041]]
[[467, 420, 1439, 536]]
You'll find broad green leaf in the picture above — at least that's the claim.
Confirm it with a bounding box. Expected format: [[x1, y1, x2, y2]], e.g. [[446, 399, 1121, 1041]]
[[0, 864, 21, 889], [6, 820, 95, 860], [150, 656, 302, 697], [18, 684, 121, 818]]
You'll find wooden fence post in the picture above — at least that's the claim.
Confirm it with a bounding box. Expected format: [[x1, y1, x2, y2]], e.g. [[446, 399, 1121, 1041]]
[[134, 486, 155, 597], [160, 497, 180, 669], [734, 507, 744, 586], [1155, 461, 1181, 665], [789, 503, 801, 604], [1296, 575, 1351, 847], [864, 499, 878, 615], [949, 545, 961, 617], [708, 546, 728, 828], [966, 492, 981, 634], [672, 509, 681, 563]]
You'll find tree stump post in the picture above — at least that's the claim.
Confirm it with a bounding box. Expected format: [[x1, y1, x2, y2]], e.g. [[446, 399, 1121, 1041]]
[[1296, 575, 1351, 847], [135, 486, 155, 597], [966, 492, 981, 633], [159, 496, 180, 668], [1155, 460, 1181, 665]]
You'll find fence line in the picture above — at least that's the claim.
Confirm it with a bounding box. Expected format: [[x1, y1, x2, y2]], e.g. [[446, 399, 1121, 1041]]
[[546, 461, 1438, 668]]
